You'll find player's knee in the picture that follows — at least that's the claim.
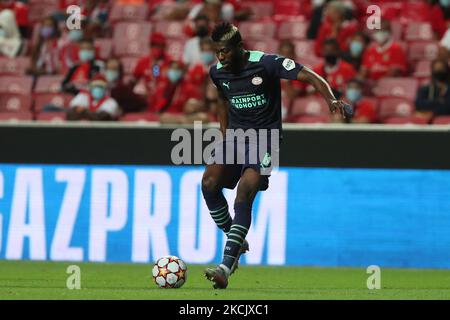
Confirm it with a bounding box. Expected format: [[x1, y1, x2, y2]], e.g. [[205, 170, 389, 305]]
[[235, 180, 259, 203], [201, 175, 221, 194]]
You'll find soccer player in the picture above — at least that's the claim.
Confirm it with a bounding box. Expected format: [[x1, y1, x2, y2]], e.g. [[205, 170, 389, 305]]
[[202, 23, 350, 289]]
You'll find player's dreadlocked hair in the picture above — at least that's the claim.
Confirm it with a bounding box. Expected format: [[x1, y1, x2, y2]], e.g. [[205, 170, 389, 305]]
[[211, 22, 242, 46]]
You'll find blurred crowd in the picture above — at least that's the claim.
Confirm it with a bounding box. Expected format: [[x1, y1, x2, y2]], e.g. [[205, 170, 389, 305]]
[[0, 0, 450, 124]]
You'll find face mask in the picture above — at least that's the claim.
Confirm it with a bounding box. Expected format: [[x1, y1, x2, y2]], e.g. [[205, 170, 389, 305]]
[[324, 54, 338, 66], [440, 0, 450, 7], [196, 26, 209, 37], [350, 41, 364, 57], [40, 26, 54, 39], [68, 29, 83, 42], [167, 68, 182, 83], [201, 51, 215, 65], [373, 31, 390, 44], [91, 86, 106, 100], [433, 70, 448, 82], [151, 47, 164, 59], [79, 49, 94, 62], [0, 28, 5, 38], [346, 88, 362, 103], [105, 70, 119, 83]]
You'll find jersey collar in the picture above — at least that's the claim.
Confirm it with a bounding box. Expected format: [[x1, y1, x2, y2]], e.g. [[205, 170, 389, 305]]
[[216, 50, 265, 70]]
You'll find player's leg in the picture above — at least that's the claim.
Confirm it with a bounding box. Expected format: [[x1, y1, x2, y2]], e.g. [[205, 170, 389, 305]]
[[201, 163, 240, 235]]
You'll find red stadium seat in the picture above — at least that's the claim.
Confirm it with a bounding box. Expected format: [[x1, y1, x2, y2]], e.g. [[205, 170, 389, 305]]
[[382, 116, 428, 125], [113, 22, 152, 57], [245, 40, 280, 54], [121, 112, 160, 122], [408, 41, 439, 62], [121, 57, 140, 75], [166, 40, 185, 61], [0, 57, 30, 75], [34, 75, 64, 93], [0, 76, 33, 94], [28, 2, 57, 23], [432, 116, 450, 125], [94, 39, 113, 60], [413, 60, 431, 79], [0, 94, 32, 113], [35, 112, 67, 122], [277, 21, 308, 40], [291, 96, 329, 117], [249, 2, 274, 20], [0, 112, 33, 121], [292, 41, 322, 67], [378, 98, 414, 119], [154, 21, 187, 39], [274, 0, 302, 16], [405, 22, 434, 42], [34, 93, 72, 112], [291, 115, 331, 124], [238, 21, 276, 41], [110, 3, 149, 22], [374, 78, 419, 100], [400, 1, 432, 22]]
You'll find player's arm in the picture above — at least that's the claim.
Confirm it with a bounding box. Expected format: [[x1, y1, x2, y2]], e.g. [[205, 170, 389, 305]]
[[297, 66, 349, 118]]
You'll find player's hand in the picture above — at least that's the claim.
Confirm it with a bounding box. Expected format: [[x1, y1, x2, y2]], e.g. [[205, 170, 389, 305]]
[[328, 100, 353, 119]]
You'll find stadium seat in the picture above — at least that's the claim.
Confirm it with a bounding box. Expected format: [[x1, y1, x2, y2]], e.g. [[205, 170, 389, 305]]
[[0, 94, 32, 113], [34, 93, 72, 112], [400, 1, 432, 22], [0, 57, 30, 75], [405, 22, 434, 42], [277, 21, 308, 40], [291, 115, 331, 124], [113, 22, 152, 57], [374, 78, 419, 100], [382, 116, 428, 125], [34, 75, 65, 93], [408, 41, 439, 62], [292, 41, 322, 67], [121, 112, 160, 122], [95, 39, 113, 60], [0, 112, 33, 121], [378, 98, 414, 119], [28, 2, 58, 23], [291, 97, 329, 117], [432, 116, 450, 125], [249, 2, 274, 20], [238, 21, 276, 41], [245, 40, 280, 54], [35, 112, 67, 122], [110, 2, 149, 22], [0, 76, 33, 94], [274, 0, 302, 16], [413, 60, 431, 79], [166, 40, 185, 61], [154, 21, 187, 39]]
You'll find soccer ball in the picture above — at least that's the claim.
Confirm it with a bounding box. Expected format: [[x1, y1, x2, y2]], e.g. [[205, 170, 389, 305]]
[[152, 255, 187, 288]]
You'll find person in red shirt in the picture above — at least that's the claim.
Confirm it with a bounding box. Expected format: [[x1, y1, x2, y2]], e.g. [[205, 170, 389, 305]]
[[314, 0, 358, 56], [429, 0, 450, 38], [0, 0, 29, 37], [360, 20, 407, 81], [130, 32, 172, 109], [343, 78, 378, 123], [313, 38, 357, 98], [61, 37, 104, 95]]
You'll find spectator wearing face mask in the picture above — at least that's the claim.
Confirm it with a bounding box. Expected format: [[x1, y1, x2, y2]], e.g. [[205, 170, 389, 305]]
[[344, 78, 378, 123], [415, 59, 450, 120], [360, 20, 407, 81], [0, 9, 22, 58], [312, 38, 357, 98], [67, 73, 120, 121], [183, 14, 210, 66], [314, 0, 358, 57], [342, 31, 369, 71], [61, 37, 104, 95], [103, 58, 147, 113], [28, 16, 61, 76], [130, 32, 172, 108], [58, 18, 88, 74]]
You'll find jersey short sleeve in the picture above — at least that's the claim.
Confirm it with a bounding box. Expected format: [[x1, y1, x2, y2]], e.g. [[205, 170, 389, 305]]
[[209, 66, 225, 97], [262, 54, 303, 80]]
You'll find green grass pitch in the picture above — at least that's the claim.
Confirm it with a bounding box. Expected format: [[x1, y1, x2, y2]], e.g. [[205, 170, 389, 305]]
[[1, 260, 450, 300]]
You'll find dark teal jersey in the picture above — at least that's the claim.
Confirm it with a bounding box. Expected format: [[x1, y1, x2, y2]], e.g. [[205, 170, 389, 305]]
[[210, 50, 303, 130]]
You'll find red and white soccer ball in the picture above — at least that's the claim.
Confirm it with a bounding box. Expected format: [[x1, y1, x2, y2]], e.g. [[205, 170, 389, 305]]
[[152, 255, 188, 288]]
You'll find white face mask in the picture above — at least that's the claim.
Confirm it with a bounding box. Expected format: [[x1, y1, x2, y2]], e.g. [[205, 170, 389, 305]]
[[373, 31, 390, 44]]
